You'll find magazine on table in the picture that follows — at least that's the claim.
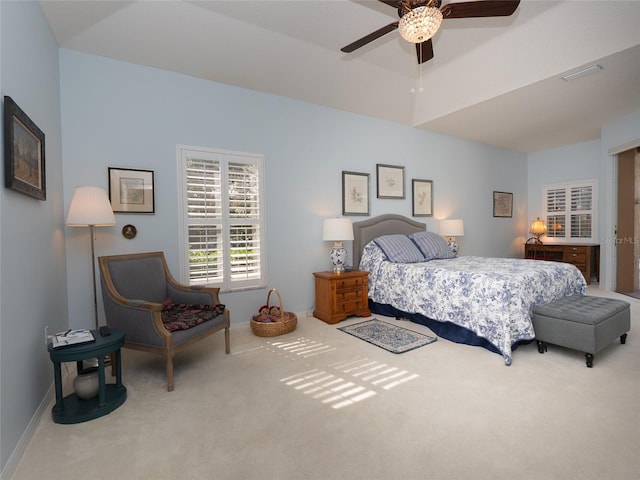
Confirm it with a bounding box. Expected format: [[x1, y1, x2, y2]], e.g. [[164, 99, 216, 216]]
[[51, 329, 95, 348]]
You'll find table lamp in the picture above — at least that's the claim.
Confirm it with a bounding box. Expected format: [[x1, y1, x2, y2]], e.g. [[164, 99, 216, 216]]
[[440, 219, 464, 256], [322, 218, 354, 273], [528, 217, 547, 244]]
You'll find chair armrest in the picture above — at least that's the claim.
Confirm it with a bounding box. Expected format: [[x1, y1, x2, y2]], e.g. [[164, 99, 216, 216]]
[[166, 281, 222, 306]]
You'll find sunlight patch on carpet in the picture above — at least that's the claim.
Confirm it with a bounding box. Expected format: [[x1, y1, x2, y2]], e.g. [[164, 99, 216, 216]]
[[280, 358, 418, 409], [338, 318, 437, 354], [330, 358, 419, 390], [268, 337, 336, 358]]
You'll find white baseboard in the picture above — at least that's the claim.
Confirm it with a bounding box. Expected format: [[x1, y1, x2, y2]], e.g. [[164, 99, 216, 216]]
[[1, 382, 53, 480]]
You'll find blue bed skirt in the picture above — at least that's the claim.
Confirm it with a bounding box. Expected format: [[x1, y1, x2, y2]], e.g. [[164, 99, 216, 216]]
[[369, 301, 532, 360]]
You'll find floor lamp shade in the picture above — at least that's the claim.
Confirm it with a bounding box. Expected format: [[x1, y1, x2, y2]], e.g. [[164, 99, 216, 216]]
[[66, 186, 116, 226], [66, 186, 115, 329]]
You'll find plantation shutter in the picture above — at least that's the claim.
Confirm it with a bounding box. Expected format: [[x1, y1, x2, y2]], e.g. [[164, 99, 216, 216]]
[[179, 146, 266, 290], [543, 181, 596, 243]]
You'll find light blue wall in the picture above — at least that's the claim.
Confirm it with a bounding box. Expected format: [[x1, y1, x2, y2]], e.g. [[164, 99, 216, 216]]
[[600, 110, 640, 289], [527, 139, 602, 234], [526, 111, 640, 291], [60, 50, 528, 330], [0, 1, 65, 474]]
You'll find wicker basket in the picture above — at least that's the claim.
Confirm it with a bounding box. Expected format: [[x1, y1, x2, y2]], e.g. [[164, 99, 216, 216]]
[[251, 288, 297, 337]]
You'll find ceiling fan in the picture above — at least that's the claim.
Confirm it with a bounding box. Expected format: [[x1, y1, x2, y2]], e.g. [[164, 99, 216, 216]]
[[341, 0, 521, 64]]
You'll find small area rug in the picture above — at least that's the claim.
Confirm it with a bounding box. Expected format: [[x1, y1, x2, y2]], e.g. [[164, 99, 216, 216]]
[[338, 318, 437, 354]]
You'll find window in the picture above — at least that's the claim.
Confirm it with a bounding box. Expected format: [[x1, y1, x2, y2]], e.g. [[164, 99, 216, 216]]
[[177, 145, 266, 291], [543, 180, 597, 243]]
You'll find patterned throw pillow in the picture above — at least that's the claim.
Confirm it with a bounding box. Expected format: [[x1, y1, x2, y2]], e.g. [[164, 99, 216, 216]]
[[409, 231, 455, 260], [161, 302, 226, 332], [373, 234, 425, 263]]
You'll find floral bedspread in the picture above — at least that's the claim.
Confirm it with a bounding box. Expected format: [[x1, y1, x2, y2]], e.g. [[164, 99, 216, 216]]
[[360, 242, 587, 365]]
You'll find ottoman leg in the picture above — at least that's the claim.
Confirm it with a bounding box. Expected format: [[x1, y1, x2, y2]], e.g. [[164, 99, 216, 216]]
[[585, 353, 594, 368], [620, 333, 628, 344], [537, 340, 547, 354]]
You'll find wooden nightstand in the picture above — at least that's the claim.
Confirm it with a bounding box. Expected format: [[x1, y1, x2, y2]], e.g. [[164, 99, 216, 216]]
[[313, 270, 371, 324]]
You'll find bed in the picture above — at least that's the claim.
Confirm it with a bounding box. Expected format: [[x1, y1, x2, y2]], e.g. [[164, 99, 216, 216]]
[[352, 214, 587, 365]]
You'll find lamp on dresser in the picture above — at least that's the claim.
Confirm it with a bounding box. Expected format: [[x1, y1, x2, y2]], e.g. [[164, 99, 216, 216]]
[[66, 186, 116, 329], [440, 218, 464, 256], [322, 217, 354, 273], [527, 217, 547, 244]]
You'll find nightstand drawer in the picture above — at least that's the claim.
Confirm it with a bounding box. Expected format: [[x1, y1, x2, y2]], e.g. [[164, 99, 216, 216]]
[[335, 277, 365, 291], [336, 288, 362, 302], [337, 300, 364, 314]]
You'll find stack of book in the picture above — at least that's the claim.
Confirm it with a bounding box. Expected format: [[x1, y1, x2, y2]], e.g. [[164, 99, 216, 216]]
[[51, 329, 95, 349]]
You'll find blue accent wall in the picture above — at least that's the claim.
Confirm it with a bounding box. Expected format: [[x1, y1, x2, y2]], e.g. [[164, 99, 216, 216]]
[[1, 0, 65, 474], [59, 49, 528, 331]]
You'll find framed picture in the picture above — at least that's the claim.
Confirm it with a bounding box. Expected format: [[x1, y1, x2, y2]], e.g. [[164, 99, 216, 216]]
[[108, 167, 155, 213], [342, 171, 369, 216], [412, 179, 433, 217], [3, 96, 46, 200], [493, 191, 513, 218], [376, 164, 405, 199]]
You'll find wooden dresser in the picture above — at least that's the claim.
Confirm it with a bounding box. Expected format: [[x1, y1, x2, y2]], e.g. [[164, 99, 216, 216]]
[[313, 270, 371, 324], [524, 243, 599, 285]]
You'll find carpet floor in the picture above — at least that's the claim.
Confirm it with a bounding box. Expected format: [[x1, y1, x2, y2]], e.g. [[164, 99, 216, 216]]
[[9, 287, 640, 480]]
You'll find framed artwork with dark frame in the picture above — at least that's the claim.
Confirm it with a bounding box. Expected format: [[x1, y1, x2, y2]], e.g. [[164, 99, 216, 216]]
[[342, 171, 370, 216], [493, 191, 513, 218], [3, 96, 46, 200], [412, 179, 433, 217], [376, 163, 405, 199], [108, 167, 155, 213]]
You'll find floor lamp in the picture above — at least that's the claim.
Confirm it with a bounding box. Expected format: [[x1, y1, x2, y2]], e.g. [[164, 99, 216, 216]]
[[65, 186, 116, 330]]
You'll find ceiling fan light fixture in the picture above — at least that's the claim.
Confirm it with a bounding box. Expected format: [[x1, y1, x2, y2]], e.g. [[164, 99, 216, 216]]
[[398, 6, 443, 44]]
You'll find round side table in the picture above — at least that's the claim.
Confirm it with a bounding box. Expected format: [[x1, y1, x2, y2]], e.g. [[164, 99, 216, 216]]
[[47, 329, 127, 424]]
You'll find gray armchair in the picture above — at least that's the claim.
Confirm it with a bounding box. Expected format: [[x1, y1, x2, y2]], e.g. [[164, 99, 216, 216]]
[[98, 251, 230, 391]]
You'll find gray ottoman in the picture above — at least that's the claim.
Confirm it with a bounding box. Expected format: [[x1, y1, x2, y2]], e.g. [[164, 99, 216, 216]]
[[532, 295, 630, 367]]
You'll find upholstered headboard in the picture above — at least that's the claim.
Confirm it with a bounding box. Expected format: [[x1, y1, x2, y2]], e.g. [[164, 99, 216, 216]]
[[352, 214, 426, 268]]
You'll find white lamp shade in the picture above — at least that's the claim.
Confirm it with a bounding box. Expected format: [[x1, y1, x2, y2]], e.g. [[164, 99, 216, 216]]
[[66, 186, 116, 226], [322, 218, 354, 242], [440, 219, 464, 237]]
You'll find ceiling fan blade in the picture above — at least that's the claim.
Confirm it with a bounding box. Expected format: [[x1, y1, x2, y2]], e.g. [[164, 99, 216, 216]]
[[415, 39, 434, 64], [441, 0, 520, 19], [340, 21, 399, 53]]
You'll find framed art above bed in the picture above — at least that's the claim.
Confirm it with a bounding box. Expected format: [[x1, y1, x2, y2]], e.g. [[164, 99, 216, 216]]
[[412, 179, 433, 217], [376, 164, 405, 199], [342, 171, 369, 216]]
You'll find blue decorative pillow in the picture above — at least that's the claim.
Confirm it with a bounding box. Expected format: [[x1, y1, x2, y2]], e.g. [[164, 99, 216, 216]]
[[373, 234, 425, 263], [409, 231, 455, 260]]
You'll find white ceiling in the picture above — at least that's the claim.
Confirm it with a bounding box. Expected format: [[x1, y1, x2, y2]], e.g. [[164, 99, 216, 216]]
[[40, 0, 640, 153]]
